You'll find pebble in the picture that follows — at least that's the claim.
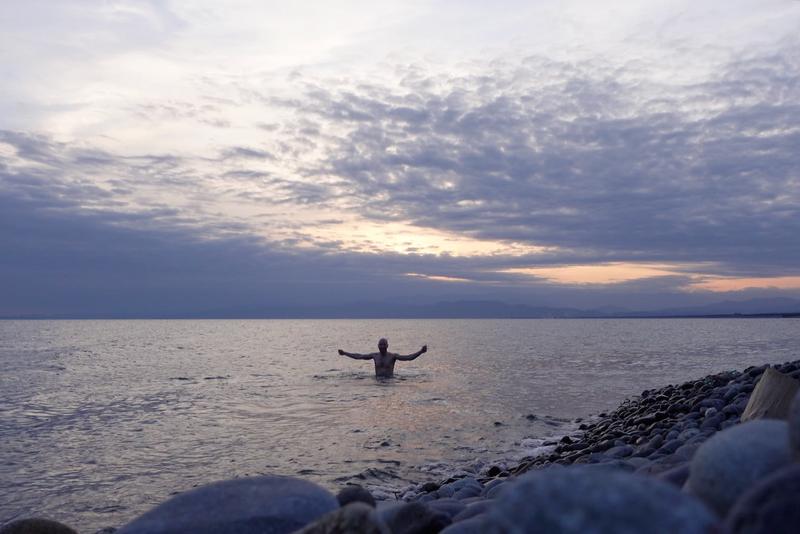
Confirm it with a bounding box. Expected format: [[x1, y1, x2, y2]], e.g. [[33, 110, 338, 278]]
[[487, 466, 718, 533], [687, 420, 791, 515], [116, 476, 338, 534]]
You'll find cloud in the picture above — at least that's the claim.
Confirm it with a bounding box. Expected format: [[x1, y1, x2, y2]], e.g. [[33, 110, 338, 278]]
[[269, 41, 800, 279]]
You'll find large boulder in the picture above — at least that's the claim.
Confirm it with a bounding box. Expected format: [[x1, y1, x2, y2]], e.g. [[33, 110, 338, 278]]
[[687, 420, 791, 515], [486, 465, 717, 533], [741, 368, 799, 422], [788, 390, 800, 459], [294, 503, 389, 534], [725, 464, 800, 534], [336, 485, 376, 508], [116, 476, 338, 534], [376, 502, 451, 534], [0, 519, 78, 534]]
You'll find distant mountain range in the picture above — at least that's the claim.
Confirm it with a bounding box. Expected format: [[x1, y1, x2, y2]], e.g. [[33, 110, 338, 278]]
[[3, 297, 799, 319]]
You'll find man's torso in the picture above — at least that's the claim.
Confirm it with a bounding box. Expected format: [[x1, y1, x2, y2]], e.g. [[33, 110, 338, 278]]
[[372, 352, 397, 378]]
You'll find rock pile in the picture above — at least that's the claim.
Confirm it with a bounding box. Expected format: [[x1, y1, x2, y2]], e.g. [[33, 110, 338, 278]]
[[5, 360, 800, 534]]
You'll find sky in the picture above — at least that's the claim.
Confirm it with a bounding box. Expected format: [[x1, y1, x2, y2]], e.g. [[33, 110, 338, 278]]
[[1, 0, 799, 316]]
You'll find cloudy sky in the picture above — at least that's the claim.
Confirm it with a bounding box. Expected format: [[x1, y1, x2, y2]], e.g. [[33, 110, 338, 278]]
[[1, 0, 799, 316]]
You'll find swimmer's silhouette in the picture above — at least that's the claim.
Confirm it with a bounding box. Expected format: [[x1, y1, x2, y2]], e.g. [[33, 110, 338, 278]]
[[338, 338, 428, 378]]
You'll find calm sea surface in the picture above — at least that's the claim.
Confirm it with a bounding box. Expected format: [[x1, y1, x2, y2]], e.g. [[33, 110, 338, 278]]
[[1, 318, 798, 530]]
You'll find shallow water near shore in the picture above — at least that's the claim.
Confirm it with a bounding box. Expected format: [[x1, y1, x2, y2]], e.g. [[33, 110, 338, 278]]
[[1, 318, 798, 531]]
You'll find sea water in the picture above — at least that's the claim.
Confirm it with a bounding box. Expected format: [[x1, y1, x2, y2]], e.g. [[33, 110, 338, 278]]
[[1, 318, 798, 530]]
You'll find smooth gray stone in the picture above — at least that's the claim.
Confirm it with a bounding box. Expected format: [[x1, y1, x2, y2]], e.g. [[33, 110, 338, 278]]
[[453, 485, 482, 500], [657, 439, 683, 455], [789, 391, 800, 459], [435, 484, 455, 499], [377, 502, 450, 534], [440, 515, 501, 534], [337, 485, 376, 507], [0, 519, 78, 534], [416, 493, 436, 503], [452, 500, 494, 522], [481, 479, 508, 499], [294, 503, 389, 534], [450, 477, 481, 491], [725, 464, 800, 533], [700, 413, 725, 430], [427, 498, 466, 519], [645, 434, 664, 450], [635, 459, 683, 477], [678, 428, 701, 441], [117, 476, 338, 534], [672, 443, 700, 461], [487, 466, 717, 533], [624, 457, 652, 470], [606, 445, 634, 458], [657, 463, 690, 487], [576, 460, 635, 472], [687, 420, 791, 515]]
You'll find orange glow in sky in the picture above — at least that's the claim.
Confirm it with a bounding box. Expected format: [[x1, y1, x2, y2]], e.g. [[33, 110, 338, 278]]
[[502, 263, 800, 292]]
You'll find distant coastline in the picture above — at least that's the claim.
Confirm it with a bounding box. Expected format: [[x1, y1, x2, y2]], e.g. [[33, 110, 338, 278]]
[[2, 312, 799, 320]]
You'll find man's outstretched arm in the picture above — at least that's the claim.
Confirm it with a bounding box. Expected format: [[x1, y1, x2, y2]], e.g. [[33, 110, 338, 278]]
[[338, 349, 374, 360], [395, 345, 428, 361]]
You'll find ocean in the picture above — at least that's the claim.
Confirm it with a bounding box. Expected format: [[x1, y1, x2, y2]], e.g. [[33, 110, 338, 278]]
[[1, 318, 798, 531]]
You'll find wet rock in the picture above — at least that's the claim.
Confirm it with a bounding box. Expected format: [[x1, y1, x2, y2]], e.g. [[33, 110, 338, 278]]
[[486, 465, 502, 477], [336, 485, 376, 507], [687, 420, 791, 515], [487, 466, 717, 533], [725, 464, 800, 534], [294, 503, 389, 534], [117, 476, 338, 534], [377, 502, 451, 534], [0, 519, 78, 534]]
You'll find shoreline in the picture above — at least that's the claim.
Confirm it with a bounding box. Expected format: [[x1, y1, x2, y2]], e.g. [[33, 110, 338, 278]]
[[6, 360, 800, 533]]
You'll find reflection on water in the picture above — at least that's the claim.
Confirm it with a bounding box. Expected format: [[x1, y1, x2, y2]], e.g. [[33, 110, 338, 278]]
[[1, 318, 798, 531]]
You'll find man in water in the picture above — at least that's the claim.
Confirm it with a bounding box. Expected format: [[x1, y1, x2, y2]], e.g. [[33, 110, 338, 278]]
[[338, 338, 428, 378]]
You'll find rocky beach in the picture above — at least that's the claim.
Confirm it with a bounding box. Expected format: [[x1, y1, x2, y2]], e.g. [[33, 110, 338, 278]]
[[5, 359, 800, 534]]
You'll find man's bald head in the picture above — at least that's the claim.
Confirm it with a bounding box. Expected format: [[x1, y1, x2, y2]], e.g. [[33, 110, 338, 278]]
[[378, 338, 388, 353]]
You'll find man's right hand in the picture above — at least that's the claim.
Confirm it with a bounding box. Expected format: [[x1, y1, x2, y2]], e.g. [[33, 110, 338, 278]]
[[338, 349, 344, 355]]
